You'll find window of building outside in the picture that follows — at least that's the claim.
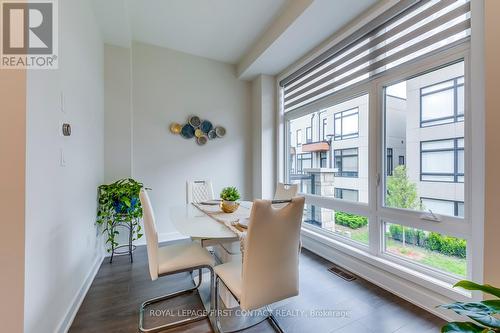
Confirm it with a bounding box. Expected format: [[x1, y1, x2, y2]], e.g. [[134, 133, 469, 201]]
[[335, 188, 359, 201], [421, 76, 464, 127], [420, 138, 464, 183], [306, 126, 313, 143], [320, 152, 328, 168], [296, 129, 302, 146], [334, 108, 359, 141], [322, 118, 328, 141]]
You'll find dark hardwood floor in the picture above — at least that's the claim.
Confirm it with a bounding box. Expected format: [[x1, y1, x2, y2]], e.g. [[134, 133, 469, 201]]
[[69, 243, 446, 333]]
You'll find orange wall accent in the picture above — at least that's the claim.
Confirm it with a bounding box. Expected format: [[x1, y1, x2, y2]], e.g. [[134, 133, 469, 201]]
[[484, 0, 500, 287], [0, 60, 26, 331]]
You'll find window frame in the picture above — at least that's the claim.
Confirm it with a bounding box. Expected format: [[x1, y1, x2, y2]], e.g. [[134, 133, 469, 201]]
[[420, 76, 465, 128], [387, 148, 393, 176], [322, 118, 328, 141], [420, 137, 464, 183], [280, 43, 474, 288]]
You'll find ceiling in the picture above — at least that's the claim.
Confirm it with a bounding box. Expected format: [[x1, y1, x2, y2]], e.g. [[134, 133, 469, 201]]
[[93, 0, 380, 79]]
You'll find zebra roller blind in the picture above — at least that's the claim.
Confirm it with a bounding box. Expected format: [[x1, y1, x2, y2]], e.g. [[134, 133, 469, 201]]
[[281, 0, 471, 113]]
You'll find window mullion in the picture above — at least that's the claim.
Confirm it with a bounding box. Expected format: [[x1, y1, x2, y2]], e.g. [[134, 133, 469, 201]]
[[369, 83, 381, 256]]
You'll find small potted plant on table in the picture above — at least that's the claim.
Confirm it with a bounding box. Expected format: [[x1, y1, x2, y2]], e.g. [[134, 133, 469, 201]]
[[220, 186, 241, 213]]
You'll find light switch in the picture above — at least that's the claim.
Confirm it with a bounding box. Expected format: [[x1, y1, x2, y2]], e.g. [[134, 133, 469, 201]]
[[60, 92, 65, 113], [60, 148, 66, 167]]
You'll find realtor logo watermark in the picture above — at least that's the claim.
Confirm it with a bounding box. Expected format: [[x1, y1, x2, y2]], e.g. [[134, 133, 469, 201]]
[[1, 0, 58, 69]]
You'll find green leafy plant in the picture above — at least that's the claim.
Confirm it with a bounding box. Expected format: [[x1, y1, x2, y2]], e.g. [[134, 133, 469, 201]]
[[335, 212, 368, 229], [386, 165, 421, 210], [96, 178, 144, 252], [220, 186, 240, 202], [439, 280, 500, 332]]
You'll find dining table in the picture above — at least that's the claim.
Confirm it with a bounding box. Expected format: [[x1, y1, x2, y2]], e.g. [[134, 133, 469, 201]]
[[168, 200, 269, 331]]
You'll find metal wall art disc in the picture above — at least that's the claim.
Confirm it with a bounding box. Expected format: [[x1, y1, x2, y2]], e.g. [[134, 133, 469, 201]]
[[208, 129, 217, 140], [200, 120, 213, 134], [215, 126, 226, 137], [171, 115, 226, 145], [189, 116, 201, 128], [196, 135, 208, 145], [180, 124, 195, 139]]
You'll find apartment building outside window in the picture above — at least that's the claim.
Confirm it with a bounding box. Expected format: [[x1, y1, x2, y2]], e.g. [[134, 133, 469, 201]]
[[296, 153, 312, 174], [280, 1, 472, 284]]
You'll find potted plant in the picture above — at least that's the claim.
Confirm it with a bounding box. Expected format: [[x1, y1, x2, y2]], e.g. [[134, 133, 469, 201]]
[[96, 178, 144, 255], [220, 186, 240, 213], [439, 280, 500, 332]]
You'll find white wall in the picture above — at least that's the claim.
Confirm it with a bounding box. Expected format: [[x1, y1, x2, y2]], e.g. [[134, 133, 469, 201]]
[[25, 0, 105, 332], [104, 45, 132, 182], [252, 74, 276, 199], [130, 42, 252, 238]]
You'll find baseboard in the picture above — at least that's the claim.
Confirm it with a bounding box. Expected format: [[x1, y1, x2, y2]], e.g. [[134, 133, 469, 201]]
[[301, 233, 463, 322], [56, 254, 104, 333]]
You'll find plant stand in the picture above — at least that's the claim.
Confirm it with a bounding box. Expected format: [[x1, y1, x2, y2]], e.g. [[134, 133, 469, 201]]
[[109, 216, 137, 264]]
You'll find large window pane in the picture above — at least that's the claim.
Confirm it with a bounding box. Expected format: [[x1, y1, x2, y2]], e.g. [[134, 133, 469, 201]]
[[384, 222, 466, 277], [287, 94, 368, 203], [304, 205, 368, 246], [384, 62, 465, 217]]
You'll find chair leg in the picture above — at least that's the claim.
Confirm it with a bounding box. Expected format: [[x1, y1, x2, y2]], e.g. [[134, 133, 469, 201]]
[[212, 277, 285, 333], [139, 266, 214, 333]]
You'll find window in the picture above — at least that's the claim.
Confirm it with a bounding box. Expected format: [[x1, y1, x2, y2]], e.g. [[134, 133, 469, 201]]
[[334, 108, 358, 140], [320, 152, 328, 168], [334, 148, 358, 177], [281, 1, 473, 286], [421, 197, 464, 218], [296, 129, 302, 146], [421, 138, 464, 183], [306, 126, 312, 143], [384, 222, 466, 277], [421, 77, 464, 127], [280, 0, 471, 112], [304, 205, 368, 246], [334, 188, 359, 202], [387, 148, 393, 176], [322, 118, 328, 141], [296, 153, 312, 174]]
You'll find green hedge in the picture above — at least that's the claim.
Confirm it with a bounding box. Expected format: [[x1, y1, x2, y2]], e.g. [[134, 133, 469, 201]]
[[388, 226, 466, 258], [335, 212, 368, 229]]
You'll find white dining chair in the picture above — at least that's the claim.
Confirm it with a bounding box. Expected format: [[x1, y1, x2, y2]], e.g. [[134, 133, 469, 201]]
[[274, 183, 299, 200], [138, 189, 215, 333], [213, 197, 305, 333], [187, 179, 215, 204]]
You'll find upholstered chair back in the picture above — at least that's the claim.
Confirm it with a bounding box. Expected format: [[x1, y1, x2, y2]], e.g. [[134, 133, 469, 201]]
[[240, 197, 305, 310], [274, 183, 299, 201], [187, 180, 215, 203], [139, 189, 159, 281]]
